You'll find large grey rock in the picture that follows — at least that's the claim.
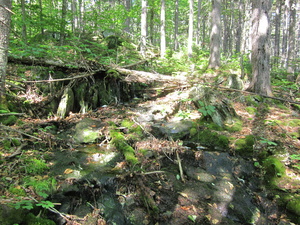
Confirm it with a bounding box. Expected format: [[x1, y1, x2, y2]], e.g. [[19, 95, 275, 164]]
[[189, 85, 239, 127], [73, 118, 103, 143]]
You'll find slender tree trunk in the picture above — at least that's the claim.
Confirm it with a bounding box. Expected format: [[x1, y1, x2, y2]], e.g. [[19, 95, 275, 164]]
[[187, 0, 194, 58], [174, 0, 179, 50], [0, 0, 12, 108], [281, 0, 289, 67], [247, 0, 272, 96], [141, 0, 147, 57], [124, 0, 131, 34], [196, 0, 202, 46], [208, 0, 221, 68], [38, 0, 44, 35], [160, 0, 166, 58], [235, 0, 244, 53], [273, 0, 282, 65], [60, 0, 68, 45], [286, 0, 296, 73], [21, 0, 27, 43]]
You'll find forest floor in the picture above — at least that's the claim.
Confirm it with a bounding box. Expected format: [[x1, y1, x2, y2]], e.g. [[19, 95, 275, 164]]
[[1, 68, 300, 225]]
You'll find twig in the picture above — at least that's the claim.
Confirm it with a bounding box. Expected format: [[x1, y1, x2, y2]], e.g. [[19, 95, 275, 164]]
[[5, 143, 27, 159], [176, 150, 185, 183], [0, 113, 25, 116], [0, 124, 42, 140]]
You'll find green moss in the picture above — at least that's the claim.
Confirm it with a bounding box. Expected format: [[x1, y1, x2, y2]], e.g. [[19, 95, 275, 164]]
[[245, 107, 257, 114], [8, 185, 26, 196], [25, 213, 56, 225], [263, 156, 285, 181], [191, 130, 229, 150], [234, 135, 255, 157], [25, 159, 49, 175], [110, 130, 138, 165], [121, 119, 143, 135], [2, 139, 11, 150], [225, 119, 243, 132], [189, 127, 197, 137], [286, 196, 300, 216]]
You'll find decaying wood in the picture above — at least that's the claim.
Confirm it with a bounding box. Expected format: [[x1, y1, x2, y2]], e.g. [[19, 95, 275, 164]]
[[11, 55, 187, 86]]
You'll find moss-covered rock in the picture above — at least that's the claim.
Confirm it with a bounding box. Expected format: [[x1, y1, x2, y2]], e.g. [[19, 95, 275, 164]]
[[263, 156, 286, 177], [225, 119, 243, 132], [191, 129, 229, 150], [286, 196, 300, 217], [234, 135, 255, 157], [110, 130, 138, 165]]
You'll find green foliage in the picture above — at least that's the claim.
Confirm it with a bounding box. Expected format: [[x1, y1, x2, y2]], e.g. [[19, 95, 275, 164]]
[[24, 176, 57, 198], [25, 159, 49, 175], [290, 154, 300, 170], [197, 101, 216, 117], [25, 213, 56, 225]]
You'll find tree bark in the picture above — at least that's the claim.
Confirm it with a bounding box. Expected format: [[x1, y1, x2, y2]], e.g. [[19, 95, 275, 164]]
[[141, 0, 147, 57], [286, 0, 296, 73], [208, 0, 221, 68], [247, 0, 272, 96], [160, 0, 166, 58], [0, 0, 12, 108], [187, 0, 194, 58], [174, 0, 179, 50]]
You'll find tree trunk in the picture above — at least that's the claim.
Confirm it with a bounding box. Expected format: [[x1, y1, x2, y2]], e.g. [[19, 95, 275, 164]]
[[21, 0, 27, 43], [247, 0, 272, 96], [208, 0, 221, 68], [141, 0, 147, 57], [174, 0, 179, 50], [187, 0, 194, 58], [160, 0, 166, 58], [273, 0, 282, 66], [60, 0, 68, 45], [196, 0, 202, 46], [0, 0, 12, 108], [286, 0, 296, 74]]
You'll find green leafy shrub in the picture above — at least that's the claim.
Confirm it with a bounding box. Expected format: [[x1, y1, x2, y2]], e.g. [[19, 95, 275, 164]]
[[25, 159, 49, 175]]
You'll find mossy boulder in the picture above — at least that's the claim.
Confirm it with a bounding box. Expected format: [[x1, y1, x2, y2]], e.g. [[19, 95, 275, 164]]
[[263, 156, 286, 177], [286, 196, 300, 222], [191, 129, 229, 150], [74, 118, 103, 143], [234, 135, 255, 157], [189, 85, 239, 127]]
